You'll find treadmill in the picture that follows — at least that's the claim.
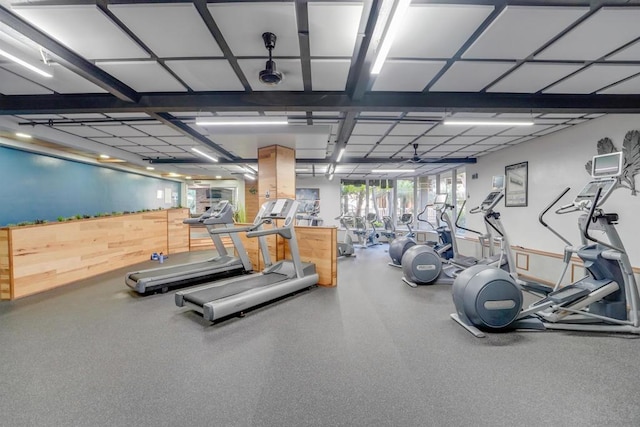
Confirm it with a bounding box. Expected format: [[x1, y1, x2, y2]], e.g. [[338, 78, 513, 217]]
[[125, 200, 252, 294], [175, 198, 319, 322]]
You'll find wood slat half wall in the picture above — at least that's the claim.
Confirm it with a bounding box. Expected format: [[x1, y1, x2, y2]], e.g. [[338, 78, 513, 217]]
[[0, 228, 11, 300]]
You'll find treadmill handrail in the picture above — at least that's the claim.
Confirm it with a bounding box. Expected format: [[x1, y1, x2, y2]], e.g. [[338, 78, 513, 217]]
[[246, 226, 293, 239], [206, 225, 253, 235]]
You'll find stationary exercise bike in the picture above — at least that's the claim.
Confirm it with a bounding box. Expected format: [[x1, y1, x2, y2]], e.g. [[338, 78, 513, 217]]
[[451, 151, 640, 337], [335, 212, 355, 257]]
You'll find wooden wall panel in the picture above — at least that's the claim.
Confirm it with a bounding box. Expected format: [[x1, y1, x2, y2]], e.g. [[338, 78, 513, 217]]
[[244, 179, 259, 223], [8, 211, 168, 299], [275, 145, 295, 199], [167, 208, 190, 254], [258, 145, 276, 208], [0, 229, 11, 300]]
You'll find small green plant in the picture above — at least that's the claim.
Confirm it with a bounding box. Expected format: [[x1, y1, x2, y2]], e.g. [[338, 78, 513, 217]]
[[17, 221, 33, 226], [57, 216, 65, 222], [6, 224, 16, 227], [123, 211, 131, 214], [75, 214, 82, 220], [66, 217, 75, 221]]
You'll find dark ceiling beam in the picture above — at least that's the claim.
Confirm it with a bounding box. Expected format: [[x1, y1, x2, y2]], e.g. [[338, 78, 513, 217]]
[[0, 5, 139, 103], [146, 156, 477, 164], [295, 0, 313, 92], [148, 112, 239, 161], [5, 91, 640, 114]]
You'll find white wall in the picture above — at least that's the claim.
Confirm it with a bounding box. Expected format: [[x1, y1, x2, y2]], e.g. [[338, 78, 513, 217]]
[[296, 176, 341, 227], [465, 114, 640, 266]]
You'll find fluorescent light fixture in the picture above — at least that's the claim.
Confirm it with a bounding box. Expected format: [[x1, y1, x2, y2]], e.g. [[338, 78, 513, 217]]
[[371, 0, 412, 75], [0, 48, 53, 78], [185, 176, 192, 180], [146, 166, 155, 170], [244, 173, 256, 180], [15, 132, 31, 139], [443, 118, 534, 126], [99, 154, 110, 159], [373, 169, 416, 173], [168, 172, 180, 177], [191, 147, 218, 162], [215, 175, 222, 179], [195, 117, 288, 126], [328, 173, 334, 181], [336, 148, 346, 162]]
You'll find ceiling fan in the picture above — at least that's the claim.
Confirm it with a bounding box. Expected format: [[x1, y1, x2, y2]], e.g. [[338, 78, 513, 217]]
[[406, 143, 425, 163]]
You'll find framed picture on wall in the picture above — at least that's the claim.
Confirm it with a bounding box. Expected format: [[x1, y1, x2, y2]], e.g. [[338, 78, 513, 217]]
[[295, 188, 320, 213], [505, 161, 528, 207]]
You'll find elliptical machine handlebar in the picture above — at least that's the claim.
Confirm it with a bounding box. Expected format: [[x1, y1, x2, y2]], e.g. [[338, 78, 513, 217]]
[[539, 187, 573, 247], [582, 187, 624, 253], [454, 200, 483, 236]]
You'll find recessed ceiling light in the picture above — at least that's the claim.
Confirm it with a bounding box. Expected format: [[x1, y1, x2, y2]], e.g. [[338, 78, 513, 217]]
[[185, 176, 192, 179], [215, 175, 222, 179], [99, 154, 110, 159], [146, 166, 155, 170], [15, 132, 31, 139]]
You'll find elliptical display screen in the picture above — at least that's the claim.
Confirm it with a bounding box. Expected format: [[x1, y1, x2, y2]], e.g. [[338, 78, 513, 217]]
[[575, 179, 617, 206]]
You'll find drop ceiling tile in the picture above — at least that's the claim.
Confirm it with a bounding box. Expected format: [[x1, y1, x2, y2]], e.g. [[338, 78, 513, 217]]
[[109, 4, 222, 57], [607, 39, 640, 61], [0, 68, 53, 95], [60, 113, 105, 119], [351, 122, 392, 135], [90, 137, 138, 146], [359, 112, 404, 118], [121, 147, 160, 154], [135, 126, 185, 138], [308, 3, 363, 57], [1, 63, 106, 94], [544, 64, 640, 94], [13, 5, 149, 60], [463, 126, 514, 136], [125, 136, 169, 145], [534, 124, 572, 136], [237, 59, 303, 91], [500, 124, 552, 136], [379, 136, 415, 145], [445, 135, 486, 145], [296, 149, 326, 159], [348, 135, 380, 144], [159, 136, 197, 146], [96, 61, 187, 92], [92, 125, 147, 137], [311, 59, 351, 90], [497, 113, 542, 118], [388, 123, 434, 136], [415, 135, 452, 146], [390, 4, 494, 58], [463, 6, 586, 60], [426, 124, 471, 136], [208, 3, 299, 56], [430, 61, 515, 92], [598, 73, 640, 94], [372, 60, 446, 91], [148, 145, 186, 153], [105, 112, 151, 119], [487, 63, 583, 93], [509, 136, 538, 145], [405, 112, 447, 118], [16, 114, 62, 120], [536, 7, 640, 61], [475, 136, 519, 145], [58, 125, 110, 137], [165, 60, 244, 91], [346, 145, 371, 154]]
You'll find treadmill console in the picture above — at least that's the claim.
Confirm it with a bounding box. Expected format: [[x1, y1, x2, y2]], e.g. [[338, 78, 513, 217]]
[[209, 200, 229, 218]]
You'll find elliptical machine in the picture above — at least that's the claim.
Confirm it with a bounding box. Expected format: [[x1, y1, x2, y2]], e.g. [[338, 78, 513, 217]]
[[336, 212, 356, 257], [388, 213, 416, 266], [417, 194, 454, 260], [401, 187, 514, 287], [451, 151, 640, 337]]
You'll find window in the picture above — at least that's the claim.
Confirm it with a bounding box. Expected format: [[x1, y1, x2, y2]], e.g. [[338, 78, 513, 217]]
[[368, 179, 392, 224], [456, 169, 467, 228], [417, 176, 437, 229], [396, 179, 414, 227], [340, 179, 366, 219]]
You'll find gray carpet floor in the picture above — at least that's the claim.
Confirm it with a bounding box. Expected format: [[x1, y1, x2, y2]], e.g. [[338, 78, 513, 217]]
[[1, 245, 640, 427]]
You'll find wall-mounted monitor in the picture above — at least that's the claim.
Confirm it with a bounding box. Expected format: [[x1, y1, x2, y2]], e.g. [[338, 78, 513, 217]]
[[592, 151, 623, 178]]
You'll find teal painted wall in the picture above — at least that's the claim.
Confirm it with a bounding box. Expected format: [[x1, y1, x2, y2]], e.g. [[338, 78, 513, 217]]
[[0, 145, 181, 226]]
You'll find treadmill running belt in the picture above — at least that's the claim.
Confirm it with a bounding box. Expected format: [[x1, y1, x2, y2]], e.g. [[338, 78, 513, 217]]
[[129, 261, 228, 281], [183, 273, 289, 306]]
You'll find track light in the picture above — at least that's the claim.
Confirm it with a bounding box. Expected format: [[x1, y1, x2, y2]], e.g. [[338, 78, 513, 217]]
[[15, 132, 32, 138], [371, 0, 412, 75], [336, 148, 346, 162], [191, 147, 218, 162]]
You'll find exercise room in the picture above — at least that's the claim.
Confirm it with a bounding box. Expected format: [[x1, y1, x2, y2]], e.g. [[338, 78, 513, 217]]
[[2, 1, 640, 426]]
